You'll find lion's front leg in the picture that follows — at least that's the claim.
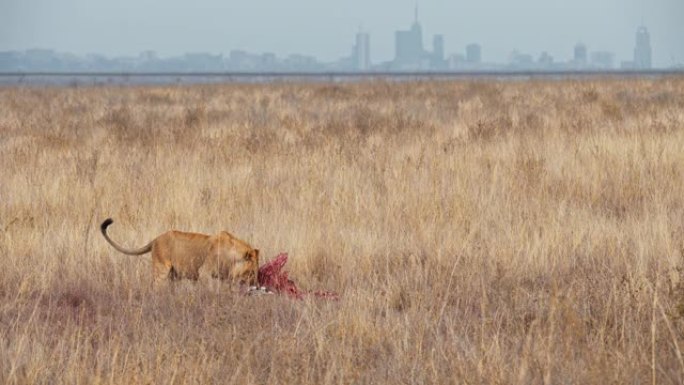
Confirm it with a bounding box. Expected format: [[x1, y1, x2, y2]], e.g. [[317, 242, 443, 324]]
[[197, 263, 221, 291]]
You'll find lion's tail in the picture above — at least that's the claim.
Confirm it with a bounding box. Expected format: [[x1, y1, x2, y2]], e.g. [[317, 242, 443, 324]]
[[100, 218, 153, 256]]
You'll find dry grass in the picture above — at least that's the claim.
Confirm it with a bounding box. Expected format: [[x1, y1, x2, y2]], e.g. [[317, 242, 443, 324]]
[[1, 78, 684, 384]]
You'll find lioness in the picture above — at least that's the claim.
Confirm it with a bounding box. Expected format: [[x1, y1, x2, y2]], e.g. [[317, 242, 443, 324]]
[[100, 218, 259, 287]]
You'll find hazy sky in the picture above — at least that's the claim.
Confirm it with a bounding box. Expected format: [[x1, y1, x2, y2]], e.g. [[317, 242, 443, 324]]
[[2, 0, 683, 67]]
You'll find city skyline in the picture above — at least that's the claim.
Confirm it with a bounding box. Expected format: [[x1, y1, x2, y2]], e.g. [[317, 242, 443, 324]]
[[0, 18, 672, 73], [2, 0, 682, 68]]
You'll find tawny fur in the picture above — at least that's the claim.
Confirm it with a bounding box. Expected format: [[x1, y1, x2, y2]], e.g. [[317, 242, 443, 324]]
[[100, 218, 259, 287]]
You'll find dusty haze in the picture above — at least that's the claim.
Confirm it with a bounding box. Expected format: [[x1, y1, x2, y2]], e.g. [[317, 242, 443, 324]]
[[1, 0, 683, 66]]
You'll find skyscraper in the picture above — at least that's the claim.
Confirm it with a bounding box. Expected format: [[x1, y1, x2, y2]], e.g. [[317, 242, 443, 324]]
[[432, 35, 444, 62], [466, 44, 482, 64], [354, 32, 371, 70], [634, 26, 652, 69], [394, 6, 425, 68], [574, 43, 587, 65], [431, 35, 445, 69]]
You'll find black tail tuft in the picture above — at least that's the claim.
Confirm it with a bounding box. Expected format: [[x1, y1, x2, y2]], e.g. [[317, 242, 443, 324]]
[[100, 218, 114, 232]]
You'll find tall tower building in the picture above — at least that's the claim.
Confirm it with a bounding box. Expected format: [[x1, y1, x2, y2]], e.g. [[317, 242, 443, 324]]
[[634, 26, 652, 69], [466, 44, 482, 64], [433, 35, 444, 60], [429, 35, 445, 69], [354, 32, 371, 71], [394, 5, 425, 68], [574, 43, 587, 65]]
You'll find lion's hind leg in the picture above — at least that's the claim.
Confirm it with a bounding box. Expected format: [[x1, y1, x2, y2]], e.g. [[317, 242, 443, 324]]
[[151, 255, 175, 290]]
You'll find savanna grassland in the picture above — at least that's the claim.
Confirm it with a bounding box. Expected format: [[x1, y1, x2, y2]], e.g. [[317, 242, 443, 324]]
[[1, 78, 684, 384]]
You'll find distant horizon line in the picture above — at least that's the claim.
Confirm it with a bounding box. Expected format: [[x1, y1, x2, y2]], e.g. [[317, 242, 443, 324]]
[[1, 69, 683, 77]]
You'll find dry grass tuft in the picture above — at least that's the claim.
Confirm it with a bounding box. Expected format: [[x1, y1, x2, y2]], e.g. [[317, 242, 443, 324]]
[[1, 78, 684, 383]]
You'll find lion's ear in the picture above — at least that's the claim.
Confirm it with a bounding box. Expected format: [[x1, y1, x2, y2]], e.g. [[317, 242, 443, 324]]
[[245, 249, 259, 261]]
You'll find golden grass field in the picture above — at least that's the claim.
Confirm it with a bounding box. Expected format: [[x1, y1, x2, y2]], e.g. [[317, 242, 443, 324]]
[[1, 78, 684, 384]]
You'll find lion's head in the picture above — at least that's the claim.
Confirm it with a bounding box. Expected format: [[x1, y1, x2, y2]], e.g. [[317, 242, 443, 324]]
[[233, 248, 260, 286]]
